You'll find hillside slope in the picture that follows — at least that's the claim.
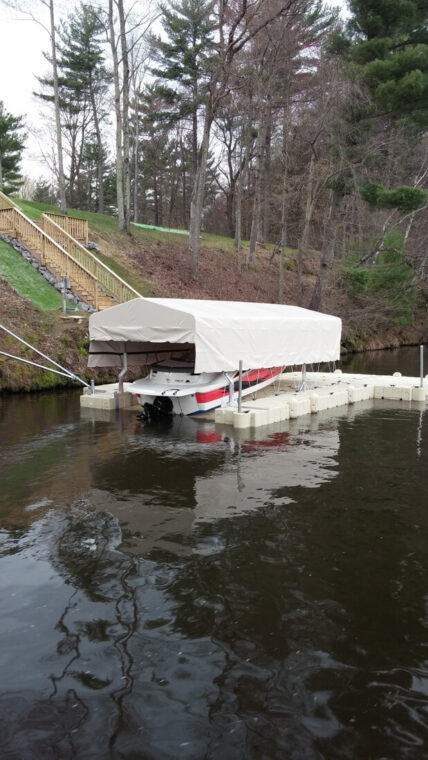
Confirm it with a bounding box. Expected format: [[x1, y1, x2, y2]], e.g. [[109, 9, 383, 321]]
[[0, 238, 64, 310], [1, 200, 426, 392]]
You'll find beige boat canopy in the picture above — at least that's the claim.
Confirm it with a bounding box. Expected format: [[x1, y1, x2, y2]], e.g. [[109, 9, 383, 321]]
[[88, 298, 342, 373]]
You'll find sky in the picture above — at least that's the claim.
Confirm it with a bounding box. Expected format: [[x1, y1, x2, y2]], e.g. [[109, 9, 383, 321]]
[[0, 2, 51, 180], [0, 0, 349, 184]]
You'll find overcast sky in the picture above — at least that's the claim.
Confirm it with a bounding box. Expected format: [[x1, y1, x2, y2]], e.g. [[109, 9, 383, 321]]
[[0, 0, 349, 184], [0, 2, 51, 179]]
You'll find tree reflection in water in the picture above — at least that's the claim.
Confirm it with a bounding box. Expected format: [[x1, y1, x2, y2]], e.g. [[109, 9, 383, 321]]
[[1, 391, 427, 759]]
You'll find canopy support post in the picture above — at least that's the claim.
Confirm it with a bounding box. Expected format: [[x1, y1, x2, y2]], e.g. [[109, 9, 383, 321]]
[[298, 363, 308, 392], [238, 360, 243, 412], [420, 345, 424, 388], [118, 352, 128, 393], [224, 373, 235, 407]]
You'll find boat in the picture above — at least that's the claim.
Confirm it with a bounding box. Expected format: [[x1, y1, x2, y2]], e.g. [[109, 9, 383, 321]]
[[130, 359, 284, 416], [88, 298, 342, 417]]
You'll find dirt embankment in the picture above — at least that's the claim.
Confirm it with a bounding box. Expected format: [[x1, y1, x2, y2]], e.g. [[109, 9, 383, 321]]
[[95, 228, 427, 346], [1, 232, 426, 392], [0, 280, 111, 392]]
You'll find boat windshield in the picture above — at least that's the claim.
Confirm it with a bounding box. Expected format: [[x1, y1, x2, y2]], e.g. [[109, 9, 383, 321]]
[[151, 359, 195, 373]]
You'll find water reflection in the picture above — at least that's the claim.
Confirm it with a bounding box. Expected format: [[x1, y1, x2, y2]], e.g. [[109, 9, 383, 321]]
[[0, 384, 427, 758]]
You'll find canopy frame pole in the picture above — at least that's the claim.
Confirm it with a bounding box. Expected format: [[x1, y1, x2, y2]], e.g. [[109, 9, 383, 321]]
[[298, 363, 308, 392], [118, 351, 128, 393], [224, 372, 235, 407], [420, 345, 424, 388], [0, 350, 90, 386], [238, 360, 243, 412], [0, 324, 92, 389]]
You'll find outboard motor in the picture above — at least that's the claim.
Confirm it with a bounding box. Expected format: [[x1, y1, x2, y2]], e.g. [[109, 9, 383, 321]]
[[137, 395, 173, 423]]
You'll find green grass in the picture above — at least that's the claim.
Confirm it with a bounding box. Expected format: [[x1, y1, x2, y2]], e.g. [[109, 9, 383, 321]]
[[13, 198, 62, 221], [11, 196, 297, 260], [12, 197, 242, 248], [11, 198, 151, 295], [13, 197, 119, 233], [95, 249, 151, 296], [0, 238, 64, 310]]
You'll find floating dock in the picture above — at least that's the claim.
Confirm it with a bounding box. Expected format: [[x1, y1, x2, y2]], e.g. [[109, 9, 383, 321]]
[[80, 382, 139, 411], [213, 370, 427, 429], [80, 370, 427, 427]]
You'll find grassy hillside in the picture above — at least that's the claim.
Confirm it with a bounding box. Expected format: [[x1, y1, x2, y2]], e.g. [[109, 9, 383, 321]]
[[0, 238, 63, 310], [11, 197, 299, 305], [0, 196, 424, 394]]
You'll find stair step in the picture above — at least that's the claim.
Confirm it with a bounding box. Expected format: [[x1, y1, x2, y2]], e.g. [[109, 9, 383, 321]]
[[2, 201, 135, 310]]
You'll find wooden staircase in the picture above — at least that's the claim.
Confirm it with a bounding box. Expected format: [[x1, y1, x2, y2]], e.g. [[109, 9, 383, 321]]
[[0, 191, 142, 310]]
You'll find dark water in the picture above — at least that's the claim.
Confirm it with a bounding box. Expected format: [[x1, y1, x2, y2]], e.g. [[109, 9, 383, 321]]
[[0, 348, 427, 759], [341, 345, 426, 377]]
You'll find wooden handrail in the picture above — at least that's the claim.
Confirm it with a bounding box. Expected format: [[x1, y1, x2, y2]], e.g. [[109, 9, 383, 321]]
[[42, 214, 142, 303], [8, 207, 100, 280], [44, 211, 88, 244], [0, 206, 103, 307], [0, 191, 88, 242], [0, 191, 143, 310]]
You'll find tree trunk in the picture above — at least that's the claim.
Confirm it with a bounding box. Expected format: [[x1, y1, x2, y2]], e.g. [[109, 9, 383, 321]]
[[49, 0, 66, 212], [279, 98, 290, 304], [192, 81, 198, 179], [109, 0, 125, 230], [89, 77, 105, 215], [235, 135, 252, 271], [247, 117, 267, 269], [132, 105, 139, 223], [69, 130, 76, 206], [309, 188, 341, 311], [189, 103, 213, 280], [297, 152, 315, 306], [226, 179, 236, 239], [261, 108, 272, 244], [118, 0, 131, 233], [154, 175, 160, 226]]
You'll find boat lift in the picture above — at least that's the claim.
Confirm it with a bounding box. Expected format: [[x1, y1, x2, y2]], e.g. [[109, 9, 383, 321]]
[[0, 324, 94, 391]]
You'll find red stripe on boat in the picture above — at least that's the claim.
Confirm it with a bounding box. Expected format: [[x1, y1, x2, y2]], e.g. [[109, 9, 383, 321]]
[[195, 367, 282, 405], [196, 387, 229, 403]]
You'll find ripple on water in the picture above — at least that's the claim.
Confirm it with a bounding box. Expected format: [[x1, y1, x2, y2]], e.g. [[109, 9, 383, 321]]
[[0, 386, 427, 758]]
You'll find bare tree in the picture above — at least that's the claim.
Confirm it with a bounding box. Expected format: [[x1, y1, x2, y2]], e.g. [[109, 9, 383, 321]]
[[106, 0, 157, 232], [189, 0, 300, 280]]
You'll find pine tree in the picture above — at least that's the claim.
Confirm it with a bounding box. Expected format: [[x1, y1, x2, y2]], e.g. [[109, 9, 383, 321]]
[[57, 2, 111, 212], [36, 2, 111, 210], [326, 1, 428, 319], [151, 0, 215, 177], [0, 102, 26, 195], [33, 177, 58, 205], [330, 0, 428, 126], [346, 0, 428, 125]]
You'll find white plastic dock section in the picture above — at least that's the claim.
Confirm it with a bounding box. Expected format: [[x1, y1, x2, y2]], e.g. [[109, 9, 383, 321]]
[[80, 382, 140, 411], [79, 371, 428, 424], [213, 370, 428, 429]]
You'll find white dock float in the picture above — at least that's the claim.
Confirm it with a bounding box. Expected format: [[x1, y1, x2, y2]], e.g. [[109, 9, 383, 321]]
[[80, 382, 139, 411], [80, 370, 427, 428], [211, 370, 427, 429]]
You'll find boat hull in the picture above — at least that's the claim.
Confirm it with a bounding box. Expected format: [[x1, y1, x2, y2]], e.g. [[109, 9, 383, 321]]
[[131, 366, 283, 415]]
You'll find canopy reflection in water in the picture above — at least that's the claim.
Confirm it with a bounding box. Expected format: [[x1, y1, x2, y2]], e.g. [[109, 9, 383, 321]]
[[0, 386, 427, 759]]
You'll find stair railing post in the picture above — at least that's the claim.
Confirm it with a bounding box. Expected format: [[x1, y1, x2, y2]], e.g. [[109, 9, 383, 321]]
[[12, 208, 18, 238]]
